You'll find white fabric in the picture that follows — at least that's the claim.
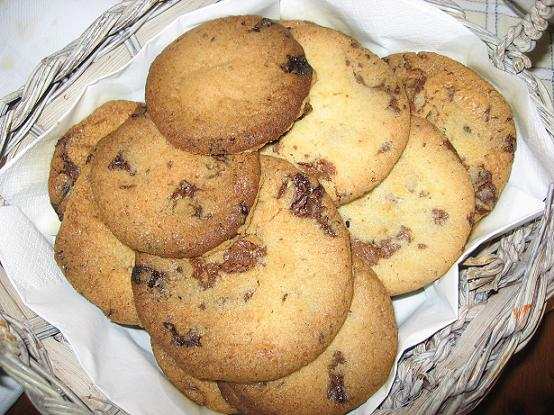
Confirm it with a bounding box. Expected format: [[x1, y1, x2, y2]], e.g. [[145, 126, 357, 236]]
[[0, 1, 551, 414]]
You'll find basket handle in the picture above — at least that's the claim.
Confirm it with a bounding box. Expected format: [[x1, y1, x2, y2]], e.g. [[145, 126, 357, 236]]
[[494, 0, 554, 72]]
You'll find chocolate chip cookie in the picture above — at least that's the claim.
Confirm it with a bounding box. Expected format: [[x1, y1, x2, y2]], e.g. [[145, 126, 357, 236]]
[[340, 117, 475, 296], [146, 15, 313, 155], [266, 21, 410, 205], [48, 100, 143, 219], [132, 155, 353, 383], [218, 256, 397, 415], [54, 164, 139, 325], [89, 114, 260, 258], [385, 52, 515, 220], [152, 342, 236, 414]]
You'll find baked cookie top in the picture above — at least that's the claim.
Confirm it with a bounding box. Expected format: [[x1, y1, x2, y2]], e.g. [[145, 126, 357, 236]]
[[48, 100, 143, 219], [89, 114, 260, 258], [132, 156, 353, 383], [266, 21, 410, 205], [219, 256, 397, 415], [54, 164, 139, 325], [339, 117, 475, 296], [385, 52, 515, 219], [151, 342, 236, 414], [146, 15, 313, 155]]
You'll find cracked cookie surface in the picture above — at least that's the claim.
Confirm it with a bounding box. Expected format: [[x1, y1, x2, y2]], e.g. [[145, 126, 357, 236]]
[[264, 21, 410, 205], [146, 15, 313, 155], [89, 114, 260, 258], [132, 156, 352, 383], [339, 117, 475, 295], [386, 52, 515, 220]]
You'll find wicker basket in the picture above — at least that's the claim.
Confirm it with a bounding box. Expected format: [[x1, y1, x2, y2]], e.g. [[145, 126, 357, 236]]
[[0, 1, 552, 414]]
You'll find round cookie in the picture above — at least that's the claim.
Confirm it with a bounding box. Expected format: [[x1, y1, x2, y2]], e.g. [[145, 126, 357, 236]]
[[132, 155, 353, 383], [48, 100, 143, 219], [385, 52, 515, 219], [218, 257, 397, 415], [266, 21, 410, 205], [152, 342, 236, 414], [89, 114, 260, 258], [146, 15, 313, 155], [54, 164, 139, 325], [339, 117, 475, 296]]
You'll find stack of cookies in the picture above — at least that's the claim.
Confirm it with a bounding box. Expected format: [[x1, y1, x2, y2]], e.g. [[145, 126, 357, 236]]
[[49, 16, 516, 415]]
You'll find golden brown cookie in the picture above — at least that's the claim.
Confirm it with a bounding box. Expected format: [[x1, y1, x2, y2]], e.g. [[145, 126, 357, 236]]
[[54, 164, 139, 325], [89, 114, 260, 258], [265, 21, 410, 205], [48, 100, 143, 219], [218, 257, 397, 415], [339, 117, 475, 295], [151, 342, 236, 414], [385, 52, 515, 220], [132, 156, 353, 383], [146, 15, 313, 155]]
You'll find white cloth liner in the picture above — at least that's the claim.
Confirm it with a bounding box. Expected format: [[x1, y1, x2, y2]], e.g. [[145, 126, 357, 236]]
[[0, 1, 550, 414]]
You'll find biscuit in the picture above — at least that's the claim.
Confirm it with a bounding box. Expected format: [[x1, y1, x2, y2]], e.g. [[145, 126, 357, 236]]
[[151, 342, 236, 414], [146, 16, 313, 155], [54, 164, 139, 325], [132, 155, 353, 383], [385, 52, 515, 219], [266, 21, 410, 205], [218, 257, 397, 415], [89, 114, 260, 258], [48, 100, 143, 219], [339, 117, 475, 295]]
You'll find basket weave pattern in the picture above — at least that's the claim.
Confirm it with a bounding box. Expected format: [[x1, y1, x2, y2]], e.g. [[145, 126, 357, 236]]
[[0, 1, 553, 414]]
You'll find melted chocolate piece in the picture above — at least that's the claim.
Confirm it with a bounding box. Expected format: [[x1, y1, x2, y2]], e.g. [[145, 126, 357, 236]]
[[432, 208, 449, 225], [504, 134, 516, 153], [220, 239, 266, 274], [378, 141, 392, 154], [327, 373, 348, 404], [352, 226, 413, 266], [162, 322, 202, 347], [239, 202, 249, 216], [445, 85, 455, 101], [281, 55, 313, 76], [131, 265, 165, 290], [250, 17, 273, 32], [171, 180, 199, 200], [298, 159, 337, 181], [56, 136, 80, 193], [108, 151, 136, 175], [289, 173, 336, 237], [190, 258, 220, 290], [189, 238, 266, 289], [473, 167, 497, 214]]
